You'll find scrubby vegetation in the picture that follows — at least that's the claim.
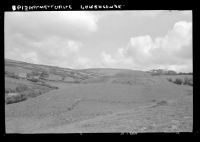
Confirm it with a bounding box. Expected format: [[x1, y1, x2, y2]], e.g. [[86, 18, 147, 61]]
[[151, 100, 168, 108], [40, 71, 49, 80], [5, 93, 27, 104], [148, 69, 177, 76], [16, 84, 29, 92], [5, 71, 20, 79], [27, 70, 41, 77], [5, 88, 15, 94], [5, 83, 58, 104], [27, 77, 40, 82], [148, 69, 192, 76], [183, 77, 193, 86], [39, 83, 59, 89], [5, 59, 193, 133], [174, 78, 183, 85], [5, 84, 36, 104], [21, 89, 42, 98], [167, 77, 193, 86], [156, 100, 168, 106], [167, 78, 173, 82]]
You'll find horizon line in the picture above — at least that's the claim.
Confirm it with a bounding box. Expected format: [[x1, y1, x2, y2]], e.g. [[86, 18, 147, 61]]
[[4, 58, 193, 73]]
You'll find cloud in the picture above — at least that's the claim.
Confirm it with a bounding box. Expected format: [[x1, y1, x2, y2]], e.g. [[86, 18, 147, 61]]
[[5, 11, 99, 69], [5, 12, 192, 72], [5, 11, 98, 41], [101, 52, 117, 65], [101, 21, 192, 72], [5, 34, 92, 68]]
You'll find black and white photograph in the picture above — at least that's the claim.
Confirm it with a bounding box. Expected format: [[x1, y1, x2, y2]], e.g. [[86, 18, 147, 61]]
[[4, 10, 193, 133]]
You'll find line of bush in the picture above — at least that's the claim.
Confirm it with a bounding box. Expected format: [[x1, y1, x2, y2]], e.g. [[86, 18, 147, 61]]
[[5, 82, 58, 104], [5, 93, 27, 104], [167, 77, 193, 86], [5, 71, 20, 79]]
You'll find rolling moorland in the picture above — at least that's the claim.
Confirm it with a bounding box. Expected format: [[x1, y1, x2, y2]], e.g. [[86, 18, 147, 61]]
[[5, 59, 193, 133]]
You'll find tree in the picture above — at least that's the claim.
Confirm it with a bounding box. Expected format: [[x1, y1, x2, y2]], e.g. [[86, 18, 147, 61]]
[[174, 78, 183, 85], [167, 70, 177, 75]]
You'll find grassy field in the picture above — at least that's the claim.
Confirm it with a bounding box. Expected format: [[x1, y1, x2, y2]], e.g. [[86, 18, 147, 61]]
[[5, 59, 193, 133]]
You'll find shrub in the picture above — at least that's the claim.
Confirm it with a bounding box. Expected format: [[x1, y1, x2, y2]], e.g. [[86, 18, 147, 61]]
[[47, 85, 58, 89], [5, 93, 27, 104], [157, 100, 168, 105], [20, 88, 43, 98], [27, 78, 40, 82], [31, 89, 42, 97], [34, 71, 41, 76], [167, 70, 177, 75], [16, 84, 28, 92], [52, 86, 58, 89], [28, 70, 41, 76], [5, 88, 15, 94], [22, 90, 40, 98], [73, 79, 81, 83], [40, 71, 49, 80], [5, 72, 20, 79], [183, 77, 193, 86], [167, 78, 173, 82], [167, 77, 192, 86], [61, 76, 65, 81], [173, 78, 183, 85], [127, 81, 132, 85]]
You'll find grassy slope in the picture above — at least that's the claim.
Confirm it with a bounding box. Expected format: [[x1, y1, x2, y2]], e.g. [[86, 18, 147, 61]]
[[38, 93, 192, 133], [5, 59, 193, 133], [5, 82, 192, 133]]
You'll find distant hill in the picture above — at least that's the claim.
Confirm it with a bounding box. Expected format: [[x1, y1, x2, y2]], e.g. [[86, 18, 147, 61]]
[[5, 59, 100, 82], [5, 59, 150, 82]]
